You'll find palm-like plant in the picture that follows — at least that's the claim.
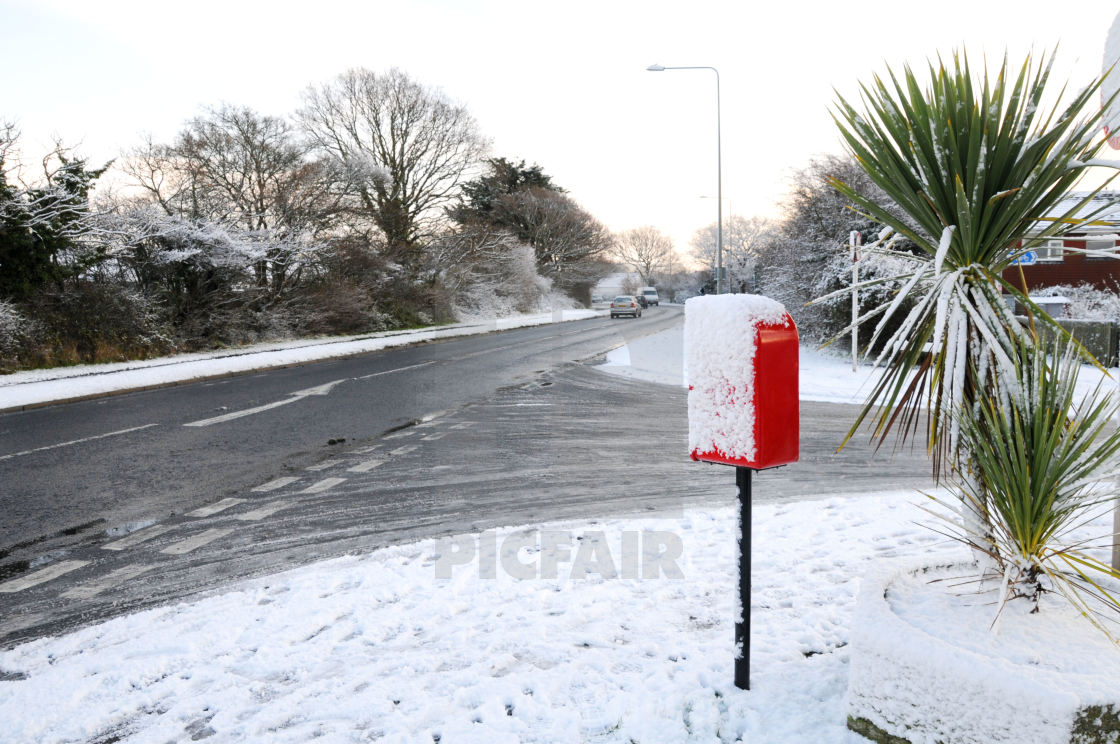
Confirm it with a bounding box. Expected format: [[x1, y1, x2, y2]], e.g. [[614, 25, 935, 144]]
[[941, 337, 1120, 637], [831, 50, 1118, 472]]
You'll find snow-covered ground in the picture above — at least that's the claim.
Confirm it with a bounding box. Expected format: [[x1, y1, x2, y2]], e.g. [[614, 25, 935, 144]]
[[1, 492, 961, 744], [2, 318, 1119, 742], [597, 323, 1120, 406]]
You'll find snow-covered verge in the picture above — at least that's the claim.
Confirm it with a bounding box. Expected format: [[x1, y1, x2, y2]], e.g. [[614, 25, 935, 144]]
[[0, 309, 602, 411], [848, 560, 1120, 744], [6, 491, 1113, 743], [0, 492, 964, 744], [598, 324, 1120, 408]]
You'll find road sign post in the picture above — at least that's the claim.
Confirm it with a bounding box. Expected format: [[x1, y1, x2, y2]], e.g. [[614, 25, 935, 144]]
[[850, 231, 861, 372]]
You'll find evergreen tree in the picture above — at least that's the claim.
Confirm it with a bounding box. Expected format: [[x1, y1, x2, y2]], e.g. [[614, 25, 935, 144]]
[[0, 146, 108, 301], [449, 157, 559, 224], [0, 168, 38, 300], [447, 158, 608, 299]]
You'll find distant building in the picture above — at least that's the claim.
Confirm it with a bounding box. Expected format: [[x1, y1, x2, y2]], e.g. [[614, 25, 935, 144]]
[[592, 271, 641, 301], [1001, 191, 1120, 293]]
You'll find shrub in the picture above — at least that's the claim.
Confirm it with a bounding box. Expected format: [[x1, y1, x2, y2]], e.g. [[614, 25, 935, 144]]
[[1031, 282, 1120, 321], [24, 283, 172, 366], [0, 300, 32, 372], [449, 243, 554, 320], [293, 282, 393, 336]]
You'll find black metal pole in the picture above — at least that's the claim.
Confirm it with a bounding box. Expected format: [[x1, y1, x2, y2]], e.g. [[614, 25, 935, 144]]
[[735, 466, 752, 690]]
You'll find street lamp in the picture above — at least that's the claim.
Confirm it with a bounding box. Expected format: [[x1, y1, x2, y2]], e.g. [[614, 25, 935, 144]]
[[647, 63, 723, 294]]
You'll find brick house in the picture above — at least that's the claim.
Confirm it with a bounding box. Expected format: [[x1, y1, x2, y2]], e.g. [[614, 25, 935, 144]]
[[1001, 191, 1120, 293]]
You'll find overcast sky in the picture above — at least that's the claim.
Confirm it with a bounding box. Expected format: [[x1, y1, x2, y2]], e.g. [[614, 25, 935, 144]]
[[3, 1, 1119, 253]]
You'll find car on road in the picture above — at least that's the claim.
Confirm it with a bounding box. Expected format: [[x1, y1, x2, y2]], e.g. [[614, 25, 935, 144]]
[[634, 294, 648, 308], [610, 295, 642, 319], [640, 287, 660, 306]]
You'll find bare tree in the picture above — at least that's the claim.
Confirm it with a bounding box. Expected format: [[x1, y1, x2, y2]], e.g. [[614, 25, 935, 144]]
[[614, 226, 673, 285], [754, 154, 909, 345], [120, 135, 185, 217], [121, 105, 342, 295], [298, 67, 489, 272], [691, 215, 774, 293], [490, 186, 612, 295], [428, 224, 549, 314], [0, 123, 19, 184]]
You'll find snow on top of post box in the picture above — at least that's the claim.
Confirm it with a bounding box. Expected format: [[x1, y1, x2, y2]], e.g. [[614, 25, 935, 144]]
[[685, 294, 790, 462]]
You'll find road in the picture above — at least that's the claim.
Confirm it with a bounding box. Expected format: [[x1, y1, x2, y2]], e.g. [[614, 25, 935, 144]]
[[0, 306, 936, 647], [0, 309, 683, 551]]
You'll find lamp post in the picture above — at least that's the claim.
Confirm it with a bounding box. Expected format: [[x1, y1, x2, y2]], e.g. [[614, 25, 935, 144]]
[[647, 63, 723, 294]]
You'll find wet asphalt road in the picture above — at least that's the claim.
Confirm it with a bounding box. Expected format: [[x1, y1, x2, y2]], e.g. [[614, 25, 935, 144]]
[[0, 309, 684, 551], [0, 307, 935, 648]]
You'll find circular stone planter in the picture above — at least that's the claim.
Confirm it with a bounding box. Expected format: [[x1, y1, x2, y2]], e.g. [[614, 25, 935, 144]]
[[845, 560, 1120, 744]]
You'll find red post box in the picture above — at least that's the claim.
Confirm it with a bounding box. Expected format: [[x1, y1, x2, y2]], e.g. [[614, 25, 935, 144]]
[[685, 294, 799, 690], [686, 294, 799, 470]]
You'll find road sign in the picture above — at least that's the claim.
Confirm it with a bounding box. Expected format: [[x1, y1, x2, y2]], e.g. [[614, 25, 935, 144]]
[[1011, 250, 1037, 266]]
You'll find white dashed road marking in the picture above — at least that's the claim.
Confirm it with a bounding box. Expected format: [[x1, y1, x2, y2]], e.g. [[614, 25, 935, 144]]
[[0, 561, 90, 593], [61, 564, 153, 600], [306, 462, 336, 472], [347, 459, 384, 473], [161, 528, 235, 555], [103, 525, 174, 551], [450, 343, 521, 362], [188, 498, 245, 517], [0, 424, 159, 461], [421, 432, 445, 441], [235, 502, 290, 521], [390, 444, 418, 456], [300, 477, 346, 494], [356, 360, 435, 380], [253, 477, 300, 492]]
